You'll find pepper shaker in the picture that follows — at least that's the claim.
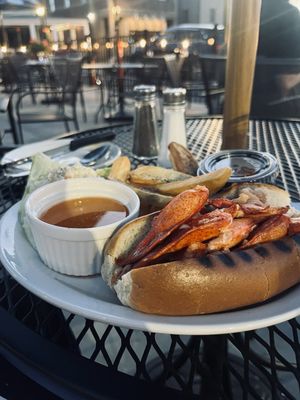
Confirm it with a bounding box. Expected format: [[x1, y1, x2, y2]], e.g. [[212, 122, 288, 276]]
[[132, 85, 159, 160], [157, 87, 187, 168]]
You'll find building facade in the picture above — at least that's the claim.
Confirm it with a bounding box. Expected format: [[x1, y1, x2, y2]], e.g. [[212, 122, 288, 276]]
[[46, 0, 177, 39], [177, 0, 225, 25]]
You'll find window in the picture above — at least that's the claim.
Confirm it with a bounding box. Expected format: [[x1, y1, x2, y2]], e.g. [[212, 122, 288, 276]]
[[49, 0, 55, 12], [209, 8, 216, 24]]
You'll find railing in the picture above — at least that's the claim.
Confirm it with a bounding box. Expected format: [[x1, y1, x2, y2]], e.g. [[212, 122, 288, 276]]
[[89, 36, 150, 63]]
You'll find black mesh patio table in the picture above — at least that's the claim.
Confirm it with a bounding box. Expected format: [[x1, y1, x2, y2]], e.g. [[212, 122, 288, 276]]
[[1, 117, 300, 400]]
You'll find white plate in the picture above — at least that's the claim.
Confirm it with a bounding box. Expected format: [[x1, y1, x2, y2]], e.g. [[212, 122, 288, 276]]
[[1, 139, 121, 177], [1, 203, 300, 335]]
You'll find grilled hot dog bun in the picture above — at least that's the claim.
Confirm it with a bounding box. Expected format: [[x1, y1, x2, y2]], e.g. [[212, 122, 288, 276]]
[[101, 183, 300, 316], [102, 212, 300, 315]]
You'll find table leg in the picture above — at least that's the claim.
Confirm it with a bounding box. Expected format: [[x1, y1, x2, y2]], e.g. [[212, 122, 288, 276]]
[[200, 335, 232, 400], [7, 97, 23, 144], [104, 69, 133, 122]]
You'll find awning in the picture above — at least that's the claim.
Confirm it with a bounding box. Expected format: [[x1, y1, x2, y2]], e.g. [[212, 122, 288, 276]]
[[0, 0, 37, 10]]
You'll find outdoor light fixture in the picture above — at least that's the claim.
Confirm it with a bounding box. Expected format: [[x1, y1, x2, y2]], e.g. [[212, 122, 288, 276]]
[[35, 5, 46, 18], [160, 38, 167, 48], [35, 3, 47, 41], [111, 3, 122, 64], [207, 37, 215, 46], [181, 39, 190, 49], [105, 41, 114, 49], [139, 38, 147, 48], [87, 12, 96, 23], [86, 12, 96, 46], [112, 5, 121, 17], [80, 41, 89, 50]]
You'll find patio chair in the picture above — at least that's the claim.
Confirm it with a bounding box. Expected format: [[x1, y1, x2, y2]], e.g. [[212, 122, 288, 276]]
[[0, 94, 20, 144], [50, 55, 87, 122], [14, 58, 83, 143], [0, 55, 48, 105], [251, 57, 300, 119], [0, 54, 28, 93], [102, 67, 140, 119], [182, 55, 226, 115], [94, 73, 106, 124], [141, 57, 169, 93]]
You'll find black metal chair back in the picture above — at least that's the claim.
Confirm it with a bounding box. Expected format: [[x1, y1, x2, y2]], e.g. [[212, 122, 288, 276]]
[[141, 57, 169, 92], [251, 57, 300, 119], [50, 56, 85, 115], [0, 56, 26, 92], [13, 57, 83, 142]]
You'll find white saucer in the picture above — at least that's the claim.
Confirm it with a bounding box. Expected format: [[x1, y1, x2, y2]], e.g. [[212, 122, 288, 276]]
[[1, 202, 300, 335]]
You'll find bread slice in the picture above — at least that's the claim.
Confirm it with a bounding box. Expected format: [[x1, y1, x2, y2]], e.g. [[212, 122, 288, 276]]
[[102, 213, 156, 288]]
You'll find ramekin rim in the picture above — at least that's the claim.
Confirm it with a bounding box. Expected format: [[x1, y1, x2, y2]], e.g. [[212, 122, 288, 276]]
[[25, 177, 140, 234]]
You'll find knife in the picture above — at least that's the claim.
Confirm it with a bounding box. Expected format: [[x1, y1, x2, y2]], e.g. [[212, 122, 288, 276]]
[[1, 131, 116, 170]]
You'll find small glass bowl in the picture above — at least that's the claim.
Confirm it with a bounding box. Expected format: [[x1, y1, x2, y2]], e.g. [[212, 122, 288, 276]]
[[198, 149, 279, 183]]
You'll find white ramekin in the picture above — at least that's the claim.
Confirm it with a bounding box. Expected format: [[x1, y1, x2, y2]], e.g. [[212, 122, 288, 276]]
[[25, 177, 140, 276]]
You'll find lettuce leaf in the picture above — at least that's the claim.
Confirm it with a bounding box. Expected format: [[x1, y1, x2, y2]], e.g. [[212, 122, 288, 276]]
[[18, 153, 64, 247]]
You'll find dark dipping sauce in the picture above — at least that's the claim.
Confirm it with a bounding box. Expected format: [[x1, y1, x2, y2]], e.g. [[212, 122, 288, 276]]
[[40, 197, 128, 228]]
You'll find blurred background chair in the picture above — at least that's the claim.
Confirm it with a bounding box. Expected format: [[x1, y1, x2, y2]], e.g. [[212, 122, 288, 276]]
[[99, 66, 140, 120], [0, 94, 20, 144], [141, 56, 169, 93], [0, 53, 49, 105], [250, 0, 300, 120], [251, 57, 300, 119], [0, 53, 28, 94], [14, 57, 84, 142], [181, 54, 226, 115], [47, 55, 87, 122]]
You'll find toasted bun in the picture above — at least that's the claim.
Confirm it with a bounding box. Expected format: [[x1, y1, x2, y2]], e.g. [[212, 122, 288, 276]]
[[103, 212, 300, 315], [101, 183, 300, 316], [102, 212, 157, 288]]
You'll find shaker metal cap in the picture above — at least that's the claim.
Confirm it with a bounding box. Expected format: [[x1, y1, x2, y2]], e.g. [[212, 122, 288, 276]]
[[163, 87, 186, 105], [133, 85, 156, 100], [198, 149, 279, 183]]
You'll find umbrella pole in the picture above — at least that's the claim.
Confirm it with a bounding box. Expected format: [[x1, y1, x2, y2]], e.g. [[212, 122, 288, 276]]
[[222, 0, 262, 149]]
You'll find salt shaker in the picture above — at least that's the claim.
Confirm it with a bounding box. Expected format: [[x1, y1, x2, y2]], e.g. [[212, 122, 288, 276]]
[[157, 87, 187, 168], [132, 85, 159, 160]]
